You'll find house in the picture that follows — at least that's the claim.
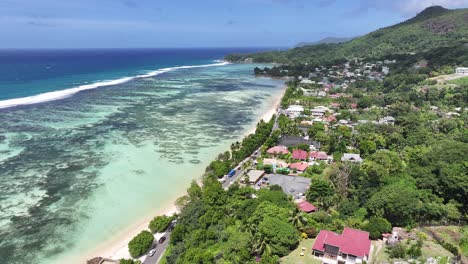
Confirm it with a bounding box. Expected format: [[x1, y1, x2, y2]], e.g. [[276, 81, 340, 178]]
[[279, 135, 321, 150], [455, 67, 468, 75], [289, 162, 309, 172], [382, 66, 390, 75], [285, 105, 304, 118], [330, 103, 341, 109], [267, 174, 311, 197], [309, 151, 332, 163], [263, 158, 288, 170], [311, 106, 330, 117], [292, 149, 308, 160], [297, 200, 318, 213], [312, 227, 371, 264], [246, 170, 265, 185], [267, 145, 289, 155], [379, 116, 395, 125], [341, 153, 363, 163], [318, 91, 327, 97], [300, 79, 314, 84]]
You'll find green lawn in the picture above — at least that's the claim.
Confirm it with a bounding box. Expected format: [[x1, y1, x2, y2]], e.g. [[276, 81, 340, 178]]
[[281, 239, 321, 264], [448, 76, 468, 86], [421, 240, 454, 259]]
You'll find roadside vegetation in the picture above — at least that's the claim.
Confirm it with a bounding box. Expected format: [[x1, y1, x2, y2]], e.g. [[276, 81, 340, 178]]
[[128, 230, 154, 258]]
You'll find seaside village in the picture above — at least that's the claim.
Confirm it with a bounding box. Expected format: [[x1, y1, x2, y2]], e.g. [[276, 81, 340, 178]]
[[215, 59, 467, 264], [88, 59, 467, 264]]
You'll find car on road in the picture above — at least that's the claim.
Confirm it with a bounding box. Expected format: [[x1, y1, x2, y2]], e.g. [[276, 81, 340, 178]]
[[218, 177, 226, 183], [148, 249, 156, 257], [159, 236, 166, 244]]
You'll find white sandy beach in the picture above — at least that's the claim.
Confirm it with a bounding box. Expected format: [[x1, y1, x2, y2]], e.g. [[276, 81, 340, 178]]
[[78, 83, 286, 263], [77, 203, 179, 263]]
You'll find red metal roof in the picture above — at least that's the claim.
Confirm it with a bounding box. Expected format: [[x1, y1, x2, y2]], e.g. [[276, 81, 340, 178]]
[[292, 149, 308, 160], [309, 151, 328, 160], [297, 201, 317, 213], [289, 162, 309, 171], [312, 228, 371, 258], [267, 145, 289, 155]]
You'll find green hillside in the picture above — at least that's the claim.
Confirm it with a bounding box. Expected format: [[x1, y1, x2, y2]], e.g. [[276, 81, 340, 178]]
[[226, 6, 468, 64]]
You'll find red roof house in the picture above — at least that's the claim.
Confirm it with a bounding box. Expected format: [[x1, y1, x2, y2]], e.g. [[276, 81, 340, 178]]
[[267, 145, 289, 155], [312, 227, 371, 263], [289, 162, 309, 172], [297, 201, 317, 213], [309, 151, 329, 161], [292, 149, 308, 160]]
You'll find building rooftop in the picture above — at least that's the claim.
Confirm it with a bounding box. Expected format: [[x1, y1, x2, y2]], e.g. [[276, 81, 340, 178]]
[[341, 153, 363, 163], [292, 149, 308, 160], [297, 201, 317, 213], [289, 162, 309, 172], [267, 174, 311, 196], [278, 135, 321, 149], [267, 145, 289, 155], [247, 170, 265, 184], [313, 227, 371, 258]]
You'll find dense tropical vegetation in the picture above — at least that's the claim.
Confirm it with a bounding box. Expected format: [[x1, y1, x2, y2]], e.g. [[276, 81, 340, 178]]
[[158, 6, 467, 264], [226, 6, 468, 64]]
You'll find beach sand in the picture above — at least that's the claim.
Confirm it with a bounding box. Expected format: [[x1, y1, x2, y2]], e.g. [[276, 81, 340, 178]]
[[85, 204, 179, 263], [81, 83, 286, 263]]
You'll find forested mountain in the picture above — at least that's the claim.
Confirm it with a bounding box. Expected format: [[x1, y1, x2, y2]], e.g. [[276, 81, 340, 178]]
[[295, 36, 356, 47], [226, 6, 468, 64]]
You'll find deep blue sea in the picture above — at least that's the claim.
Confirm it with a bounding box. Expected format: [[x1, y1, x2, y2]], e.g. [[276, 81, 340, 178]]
[[0, 48, 285, 263], [0, 48, 269, 101]]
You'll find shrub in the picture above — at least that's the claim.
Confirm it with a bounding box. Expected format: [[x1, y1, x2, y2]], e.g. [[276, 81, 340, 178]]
[[388, 243, 407, 259], [263, 164, 273, 173], [119, 259, 134, 264], [407, 242, 422, 258], [303, 227, 317, 238], [364, 217, 392, 240], [149, 215, 175, 233], [128, 230, 154, 258]]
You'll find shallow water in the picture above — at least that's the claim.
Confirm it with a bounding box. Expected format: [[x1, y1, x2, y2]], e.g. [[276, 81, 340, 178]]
[[0, 63, 284, 263]]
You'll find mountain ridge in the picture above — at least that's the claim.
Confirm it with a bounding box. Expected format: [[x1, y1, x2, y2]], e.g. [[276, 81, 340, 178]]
[[295, 36, 357, 47], [226, 6, 468, 64]]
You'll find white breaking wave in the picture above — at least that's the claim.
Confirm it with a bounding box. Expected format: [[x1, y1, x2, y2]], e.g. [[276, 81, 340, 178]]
[[0, 61, 230, 109]]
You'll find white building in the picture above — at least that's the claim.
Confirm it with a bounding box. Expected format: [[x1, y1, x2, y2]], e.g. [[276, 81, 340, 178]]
[[311, 106, 331, 117], [341, 153, 363, 163], [285, 105, 304, 118], [300, 79, 314, 84], [455, 67, 468, 75]]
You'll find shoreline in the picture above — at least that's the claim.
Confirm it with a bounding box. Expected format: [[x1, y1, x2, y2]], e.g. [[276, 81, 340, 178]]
[[85, 202, 180, 262], [81, 81, 287, 263]]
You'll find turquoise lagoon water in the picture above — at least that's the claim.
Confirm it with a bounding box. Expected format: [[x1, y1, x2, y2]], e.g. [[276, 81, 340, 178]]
[[0, 50, 284, 263]]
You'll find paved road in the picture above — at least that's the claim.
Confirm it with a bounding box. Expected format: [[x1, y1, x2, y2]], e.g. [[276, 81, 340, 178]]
[[148, 109, 281, 261], [222, 109, 280, 190], [143, 230, 172, 264]]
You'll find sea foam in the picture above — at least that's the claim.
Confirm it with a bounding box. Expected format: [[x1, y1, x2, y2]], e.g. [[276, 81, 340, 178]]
[[0, 61, 229, 109]]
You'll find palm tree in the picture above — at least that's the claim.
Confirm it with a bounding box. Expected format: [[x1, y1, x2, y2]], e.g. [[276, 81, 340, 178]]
[[252, 235, 271, 256], [289, 208, 308, 230], [243, 222, 258, 237]]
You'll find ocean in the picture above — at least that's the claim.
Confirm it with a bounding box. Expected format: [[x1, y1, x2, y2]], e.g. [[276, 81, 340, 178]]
[[0, 48, 285, 263]]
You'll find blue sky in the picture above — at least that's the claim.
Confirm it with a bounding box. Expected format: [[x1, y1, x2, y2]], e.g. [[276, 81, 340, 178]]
[[0, 0, 467, 48]]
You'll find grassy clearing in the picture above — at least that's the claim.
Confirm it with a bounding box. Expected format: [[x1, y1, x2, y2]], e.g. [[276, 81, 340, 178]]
[[371, 241, 390, 263], [448, 76, 468, 86], [421, 240, 454, 259], [281, 239, 321, 264]]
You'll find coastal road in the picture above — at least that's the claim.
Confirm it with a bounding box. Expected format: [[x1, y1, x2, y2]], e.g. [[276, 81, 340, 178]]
[[222, 147, 261, 189], [143, 230, 171, 264], [222, 108, 280, 190]]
